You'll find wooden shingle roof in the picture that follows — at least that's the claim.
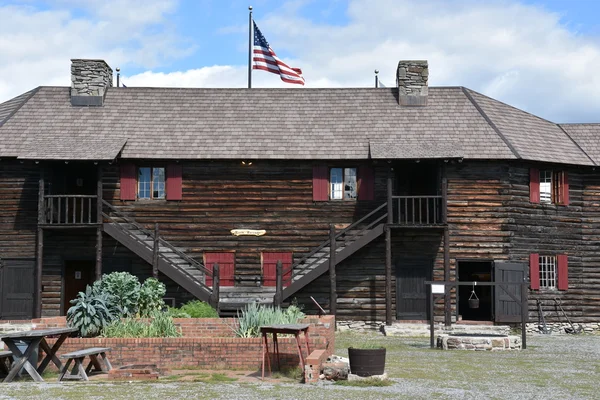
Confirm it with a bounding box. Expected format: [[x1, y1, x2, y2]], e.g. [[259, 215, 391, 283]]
[[0, 85, 595, 165]]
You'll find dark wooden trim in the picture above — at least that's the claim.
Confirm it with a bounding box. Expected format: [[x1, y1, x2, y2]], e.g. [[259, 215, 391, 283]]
[[95, 167, 103, 281], [442, 163, 451, 325], [152, 223, 159, 278], [274, 260, 283, 306], [35, 170, 44, 318], [386, 167, 393, 325], [329, 224, 337, 316]]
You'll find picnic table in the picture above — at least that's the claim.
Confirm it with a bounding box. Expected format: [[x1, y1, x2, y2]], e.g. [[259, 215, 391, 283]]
[[260, 324, 311, 379], [0, 327, 78, 383]]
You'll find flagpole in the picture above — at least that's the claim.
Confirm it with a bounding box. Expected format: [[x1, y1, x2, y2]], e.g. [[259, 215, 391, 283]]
[[248, 5, 253, 89]]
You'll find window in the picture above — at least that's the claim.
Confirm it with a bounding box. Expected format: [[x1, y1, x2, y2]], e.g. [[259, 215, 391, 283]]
[[120, 163, 182, 201], [530, 253, 568, 291], [539, 255, 556, 289], [530, 168, 569, 206], [138, 167, 165, 199], [330, 167, 357, 200]]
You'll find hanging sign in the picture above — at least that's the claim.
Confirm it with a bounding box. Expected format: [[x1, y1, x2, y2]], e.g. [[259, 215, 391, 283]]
[[231, 229, 266, 237], [431, 284, 445, 294]]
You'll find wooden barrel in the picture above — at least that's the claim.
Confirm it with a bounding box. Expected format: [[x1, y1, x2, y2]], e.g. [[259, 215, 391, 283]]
[[348, 348, 386, 377]]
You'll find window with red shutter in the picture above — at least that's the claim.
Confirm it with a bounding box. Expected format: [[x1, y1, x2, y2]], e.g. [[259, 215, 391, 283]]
[[529, 168, 540, 204], [262, 252, 293, 287], [120, 163, 136, 201], [313, 166, 328, 201], [529, 253, 540, 290], [204, 252, 235, 287], [166, 164, 182, 201], [357, 166, 375, 201], [557, 254, 569, 291]]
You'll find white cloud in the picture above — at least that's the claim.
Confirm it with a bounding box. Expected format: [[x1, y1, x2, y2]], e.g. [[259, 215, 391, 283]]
[[1, 0, 600, 122]]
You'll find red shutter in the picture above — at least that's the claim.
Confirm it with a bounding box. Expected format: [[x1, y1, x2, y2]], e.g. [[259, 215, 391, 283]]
[[313, 166, 329, 201], [529, 168, 540, 204], [166, 164, 183, 201], [529, 253, 540, 290], [561, 172, 569, 206], [205, 252, 235, 287], [262, 252, 293, 287], [357, 166, 375, 201], [557, 254, 569, 290], [120, 163, 136, 201]]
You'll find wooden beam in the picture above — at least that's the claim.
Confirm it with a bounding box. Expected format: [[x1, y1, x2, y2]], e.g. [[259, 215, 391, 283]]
[[211, 263, 220, 313], [386, 167, 393, 325], [274, 260, 283, 307], [152, 223, 159, 278], [95, 167, 103, 281], [35, 169, 44, 318], [442, 163, 451, 326], [329, 224, 337, 317]]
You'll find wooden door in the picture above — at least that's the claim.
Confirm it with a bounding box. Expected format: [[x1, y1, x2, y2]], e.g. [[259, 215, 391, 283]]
[[204, 253, 235, 287], [262, 252, 292, 287], [0, 259, 35, 320], [494, 262, 527, 323], [396, 258, 432, 320], [63, 260, 95, 315]]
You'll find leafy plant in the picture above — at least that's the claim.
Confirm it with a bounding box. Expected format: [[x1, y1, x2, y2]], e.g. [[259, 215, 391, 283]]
[[166, 307, 191, 318], [178, 300, 219, 318], [138, 278, 166, 317], [66, 286, 114, 337], [97, 272, 141, 317], [233, 303, 305, 338], [101, 312, 182, 338]]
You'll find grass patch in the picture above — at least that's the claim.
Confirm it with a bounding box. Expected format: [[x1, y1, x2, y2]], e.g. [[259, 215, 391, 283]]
[[335, 378, 394, 387], [192, 373, 237, 383], [270, 366, 303, 381]]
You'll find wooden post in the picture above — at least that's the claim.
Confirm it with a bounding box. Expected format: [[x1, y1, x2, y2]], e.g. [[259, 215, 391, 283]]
[[274, 260, 283, 307], [211, 263, 220, 313], [95, 167, 103, 281], [152, 223, 159, 278], [385, 167, 393, 325], [35, 169, 45, 319], [329, 224, 337, 316], [521, 282, 528, 350], [442, 163, 451, 326]]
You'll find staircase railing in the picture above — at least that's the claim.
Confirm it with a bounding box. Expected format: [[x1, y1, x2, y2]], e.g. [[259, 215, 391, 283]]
[[101, 200, 214, 288], [391, 195, 444, 225], [43, 195, 98, 225], [282, 202, 388, 286]]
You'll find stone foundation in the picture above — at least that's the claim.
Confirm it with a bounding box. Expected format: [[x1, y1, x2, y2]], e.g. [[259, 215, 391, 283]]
[[526, 322, 600, 334], [437, 334, 522, 351]]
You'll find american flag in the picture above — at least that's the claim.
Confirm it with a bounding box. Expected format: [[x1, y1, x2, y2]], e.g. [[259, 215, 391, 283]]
[[253, 21, 305, 85]]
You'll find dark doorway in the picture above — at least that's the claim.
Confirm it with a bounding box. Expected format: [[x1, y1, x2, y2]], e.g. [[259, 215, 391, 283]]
[[50, 163, 97, 195], [457, 260, 493, 321], [396, 257, 432, 320], [0, 259, 35, 320], [63, 260, 95, 315]]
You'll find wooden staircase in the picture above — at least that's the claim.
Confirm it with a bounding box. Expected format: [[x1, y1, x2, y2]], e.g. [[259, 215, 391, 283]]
[[101, 201, 216, 307], [280, 203, 388, 301]]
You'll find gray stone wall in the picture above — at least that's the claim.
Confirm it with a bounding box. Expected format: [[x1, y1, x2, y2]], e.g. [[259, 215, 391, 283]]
[[70, 59, 113, 98], [397, 60, 428, 106]]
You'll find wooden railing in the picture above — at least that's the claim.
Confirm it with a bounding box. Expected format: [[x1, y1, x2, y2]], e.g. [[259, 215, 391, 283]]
[[391, 195, 444, 225], [43, 195, 98, 225]]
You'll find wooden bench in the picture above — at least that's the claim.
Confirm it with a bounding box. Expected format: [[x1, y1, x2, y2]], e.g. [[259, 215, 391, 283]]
[[0, 351, 13, 375], [58, 347, 112, 381]]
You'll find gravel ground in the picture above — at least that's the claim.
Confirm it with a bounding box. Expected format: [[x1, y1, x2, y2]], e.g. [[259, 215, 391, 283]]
[[1, 333, 599, 400]]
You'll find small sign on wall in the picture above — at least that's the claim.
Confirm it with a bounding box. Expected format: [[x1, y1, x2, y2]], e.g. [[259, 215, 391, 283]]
[[75, 271, 82, 280], [431, 284, 445, 294], [230, 229, 266, 237]]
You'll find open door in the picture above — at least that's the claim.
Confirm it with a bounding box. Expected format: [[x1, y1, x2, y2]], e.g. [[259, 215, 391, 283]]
[[494, 261, 527, 323]]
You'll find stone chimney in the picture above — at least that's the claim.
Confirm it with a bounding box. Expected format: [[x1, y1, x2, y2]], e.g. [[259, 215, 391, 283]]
[[70, 59, 113, 106], [397, 60, 428, 106]]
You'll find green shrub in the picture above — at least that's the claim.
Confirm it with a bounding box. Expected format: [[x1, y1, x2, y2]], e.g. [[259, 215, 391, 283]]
[[67, 286, 114, 337], [97, 272, 141, 317], [166, 307, 191, 318], [178, 300, 219, 318], [101, 312, 182, 338], [138, 278, 166, 317], [233, 303, 305, 338]]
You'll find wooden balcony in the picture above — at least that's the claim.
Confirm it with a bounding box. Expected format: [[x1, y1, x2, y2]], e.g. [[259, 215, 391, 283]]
[[40, 195, 99, 227], [390, 195, 445, 227]]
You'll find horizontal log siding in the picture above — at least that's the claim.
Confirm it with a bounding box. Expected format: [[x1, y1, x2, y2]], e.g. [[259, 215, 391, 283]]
[[0, 161, 38, 258], [506, 164, 585, 323], [104, 161, 385, 281], [580, 171, 600, 321]]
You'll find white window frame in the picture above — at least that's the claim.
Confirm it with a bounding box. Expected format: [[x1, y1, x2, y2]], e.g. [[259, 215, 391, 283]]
[[540, 170, 552, 204], [330, 167, 357, 201], [138, 166, 166, 200], [539, 255, 557, 289]]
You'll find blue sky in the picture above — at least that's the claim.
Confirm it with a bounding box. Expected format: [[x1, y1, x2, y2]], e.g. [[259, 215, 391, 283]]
[[0, 0, 599, 122]]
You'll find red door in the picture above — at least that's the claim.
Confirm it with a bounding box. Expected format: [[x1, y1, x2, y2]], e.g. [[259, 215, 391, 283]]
[[262, 252, 292, 287], [204, 253, 235, 287]]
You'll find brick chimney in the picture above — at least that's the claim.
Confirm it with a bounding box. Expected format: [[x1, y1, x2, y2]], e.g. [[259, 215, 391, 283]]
[[70, 59, 113, 106], [397, 60, 428, 106]]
